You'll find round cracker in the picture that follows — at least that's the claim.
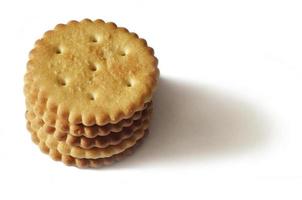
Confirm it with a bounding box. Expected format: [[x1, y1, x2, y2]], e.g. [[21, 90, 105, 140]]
[[25, 19, 159, 126]]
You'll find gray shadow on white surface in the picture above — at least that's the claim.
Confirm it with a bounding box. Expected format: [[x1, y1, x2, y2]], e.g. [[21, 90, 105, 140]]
[[110, 77, 271, 168]]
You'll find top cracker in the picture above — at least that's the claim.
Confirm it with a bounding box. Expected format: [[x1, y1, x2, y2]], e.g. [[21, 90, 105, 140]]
[[25, 19, 159, 126]]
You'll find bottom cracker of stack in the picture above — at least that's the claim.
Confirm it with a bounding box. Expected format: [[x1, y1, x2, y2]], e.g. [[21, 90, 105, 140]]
[[28, 122, 148, 168], [26, 122, 149, 168], [25, 106, 151, 168]]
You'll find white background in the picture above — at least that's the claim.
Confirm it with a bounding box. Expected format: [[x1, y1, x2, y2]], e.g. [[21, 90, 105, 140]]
[[0, 0, 302, 199]]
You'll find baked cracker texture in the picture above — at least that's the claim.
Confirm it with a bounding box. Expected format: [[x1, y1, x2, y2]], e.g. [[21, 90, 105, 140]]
[[27, 119, 148, 159], [26, 100, 152, 137], [26, 107, 152, 149], [25, 81, 152, 129], [24, 19, 159, 126], [24, 19, 158, 168], [28, 123, 147, 168]]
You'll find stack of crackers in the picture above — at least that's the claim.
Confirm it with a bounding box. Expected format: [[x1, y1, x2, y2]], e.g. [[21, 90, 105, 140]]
[[24, 19, 159, 168]]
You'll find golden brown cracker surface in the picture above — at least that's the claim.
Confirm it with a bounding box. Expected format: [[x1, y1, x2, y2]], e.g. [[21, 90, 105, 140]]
[[24, 19, 159, 126]]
